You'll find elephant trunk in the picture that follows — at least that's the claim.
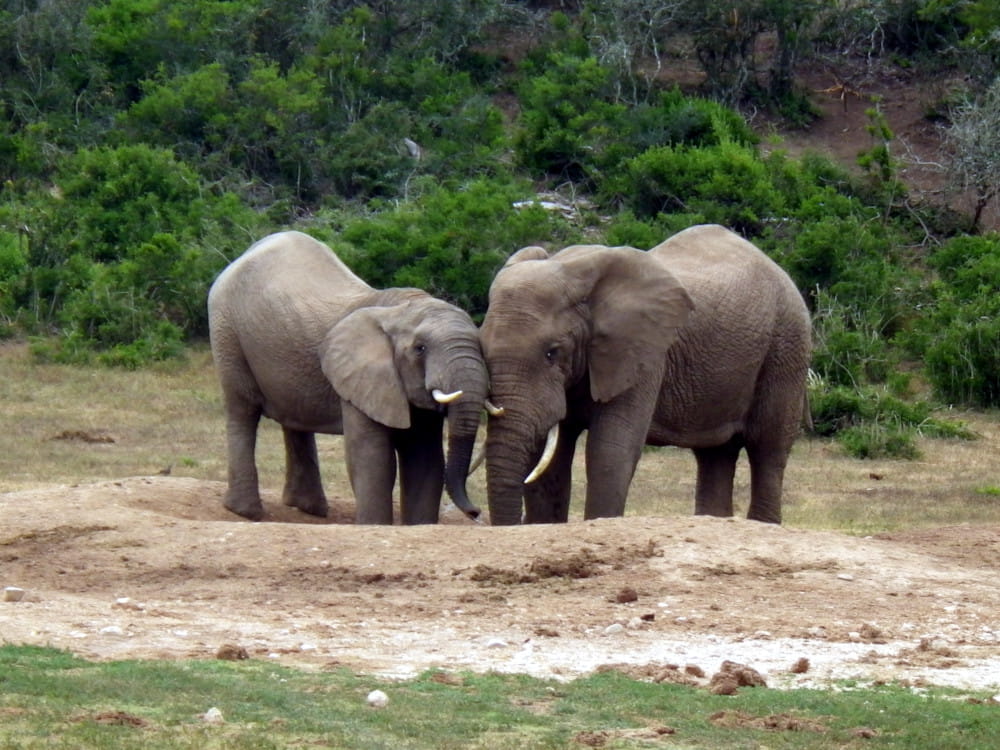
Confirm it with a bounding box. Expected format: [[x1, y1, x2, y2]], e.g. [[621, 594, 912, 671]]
[[484, 395, 542, 525], [444, 401, 481, 519], [441, 344, 488, 520]]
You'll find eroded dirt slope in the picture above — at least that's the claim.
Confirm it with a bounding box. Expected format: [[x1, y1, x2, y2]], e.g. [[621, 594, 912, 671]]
[[2, 477, 998, 690]]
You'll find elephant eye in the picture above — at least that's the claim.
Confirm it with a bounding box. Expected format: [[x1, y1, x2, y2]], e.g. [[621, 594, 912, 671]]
[[414, 343, 427, 357], [545, 346, 559, 363]]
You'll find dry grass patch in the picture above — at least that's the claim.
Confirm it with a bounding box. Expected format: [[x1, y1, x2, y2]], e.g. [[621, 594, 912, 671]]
[[2, 341, 998, 533]]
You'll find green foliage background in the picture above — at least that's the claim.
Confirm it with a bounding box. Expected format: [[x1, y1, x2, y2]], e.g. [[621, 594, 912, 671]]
[[1, 0, 999, 443]]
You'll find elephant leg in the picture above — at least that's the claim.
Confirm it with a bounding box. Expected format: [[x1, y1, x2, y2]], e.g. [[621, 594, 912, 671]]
[[745, 440, 790, 524], [223, 397, 265, 521], [693, 438, 742, 517], [583, 394, 657, 519], [281, 428, 328, 517], [524, 422, 581, 523], [395, 410, 446, 525], [343, 402, 396, 524]]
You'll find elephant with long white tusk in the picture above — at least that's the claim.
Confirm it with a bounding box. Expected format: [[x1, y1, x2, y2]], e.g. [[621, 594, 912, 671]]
[[480, 224, 812, 526], [208, 231, 488, 524]]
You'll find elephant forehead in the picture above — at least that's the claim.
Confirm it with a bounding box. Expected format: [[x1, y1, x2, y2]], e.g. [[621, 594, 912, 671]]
[[490, 261, 574, 307]]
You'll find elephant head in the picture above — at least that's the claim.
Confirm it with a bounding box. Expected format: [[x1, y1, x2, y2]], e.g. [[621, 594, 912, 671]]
[[480, 245, 692, 525], [321, 297, 487, 519]]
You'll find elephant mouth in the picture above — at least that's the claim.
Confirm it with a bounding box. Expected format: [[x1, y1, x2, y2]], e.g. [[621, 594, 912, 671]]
[[480, 397, 560, 485]]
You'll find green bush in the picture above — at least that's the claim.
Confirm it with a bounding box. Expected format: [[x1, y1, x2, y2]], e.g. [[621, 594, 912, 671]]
[[809, 380, 976, 459], [11, 144, 260, 363], [616, 141, 784, 235], [919, 293, 1000, 406], [908, 235, 1000, 406], [514, 52, 625, 182], [836, 423, 920, 460], [334, 178, 576, 317]]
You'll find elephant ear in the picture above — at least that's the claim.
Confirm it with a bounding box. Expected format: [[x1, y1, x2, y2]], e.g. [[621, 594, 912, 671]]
[[321, 307, 410, 429], [557, 245, 694, 403], [502, 245, 549, 269]]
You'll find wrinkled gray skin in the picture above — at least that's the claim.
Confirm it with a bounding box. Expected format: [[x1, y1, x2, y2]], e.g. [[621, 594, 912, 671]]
[[208, 231, 488, 524], [481, 224, 811, 526]]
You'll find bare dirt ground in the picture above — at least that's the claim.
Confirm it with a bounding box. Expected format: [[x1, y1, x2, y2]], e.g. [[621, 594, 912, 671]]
[[3, 60, 999, 694], [2, 476, 998, 691]]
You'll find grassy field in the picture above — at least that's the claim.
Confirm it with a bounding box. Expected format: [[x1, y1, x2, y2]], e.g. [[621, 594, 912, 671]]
[[2, 341, 999, 533], [2, 643, 998, 750]]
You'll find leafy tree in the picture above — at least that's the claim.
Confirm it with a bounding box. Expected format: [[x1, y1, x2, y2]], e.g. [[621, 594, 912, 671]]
[[86, 0, 257, 100], [675, 0, 821, 106]]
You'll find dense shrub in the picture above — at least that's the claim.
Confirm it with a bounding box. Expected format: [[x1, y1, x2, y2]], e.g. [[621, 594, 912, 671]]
[[809, 381, 975, 459], [908, 234, 1000, 406], [615, 141, 784, 235], [514, 52, 626, 182], [332, 178, 577, 318], [10, 145, 260, 362]]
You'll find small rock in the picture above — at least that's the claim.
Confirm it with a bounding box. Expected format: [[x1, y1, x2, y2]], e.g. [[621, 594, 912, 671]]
[[710, 676, 740, 695], [367, 689, 389, 708], [203, 707, 225, 724], [710, 660, 767, 691], [3, 587, 25, 602], [485, 638, 509, 649], [99, 625, 125, 637], [604, 623, 625, 635], [216, 644, 249, 661], [789, 657, 810, 674], [685, 664, 706, 678], [614, 586, 638, 603], [837, 573, 855, 581], [113, 597, 144, 611], [859, 623, 886, 643]]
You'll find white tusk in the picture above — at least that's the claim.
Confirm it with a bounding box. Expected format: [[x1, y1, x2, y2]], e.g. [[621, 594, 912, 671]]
[[524, 424, 559, 484], [485, 400, 505, 417], [432, 388, 463, 404]]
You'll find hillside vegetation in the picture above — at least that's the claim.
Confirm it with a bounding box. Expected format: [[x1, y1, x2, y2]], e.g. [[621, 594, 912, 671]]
[[1, 1, 999, 455]]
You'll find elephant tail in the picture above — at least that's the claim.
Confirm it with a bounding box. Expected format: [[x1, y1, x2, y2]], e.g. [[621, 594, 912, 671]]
[[801, 389, 814, 434]]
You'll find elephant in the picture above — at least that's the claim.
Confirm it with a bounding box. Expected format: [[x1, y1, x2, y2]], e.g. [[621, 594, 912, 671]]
[[207, 230, 488, 524], [480, 223, 811, 526]]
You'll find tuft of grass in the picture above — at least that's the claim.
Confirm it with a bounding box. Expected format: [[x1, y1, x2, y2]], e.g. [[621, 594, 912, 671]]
[[1, 645, 998, 749], [808, 382, 978, 459], [836, 422, 920, 460]]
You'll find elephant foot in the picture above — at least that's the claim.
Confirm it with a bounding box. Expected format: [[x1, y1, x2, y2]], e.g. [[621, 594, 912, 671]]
[[282, 491, 329, 518], [224, 492, 264, 522]]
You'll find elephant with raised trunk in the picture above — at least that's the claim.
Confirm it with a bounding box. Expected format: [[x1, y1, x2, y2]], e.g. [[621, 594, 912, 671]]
[[480, 224, 811, 526], [208, 231, 488, 524]]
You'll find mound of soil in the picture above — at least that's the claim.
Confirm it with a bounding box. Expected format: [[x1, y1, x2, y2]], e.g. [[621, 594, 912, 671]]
[[2, 476, 998, 690]]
